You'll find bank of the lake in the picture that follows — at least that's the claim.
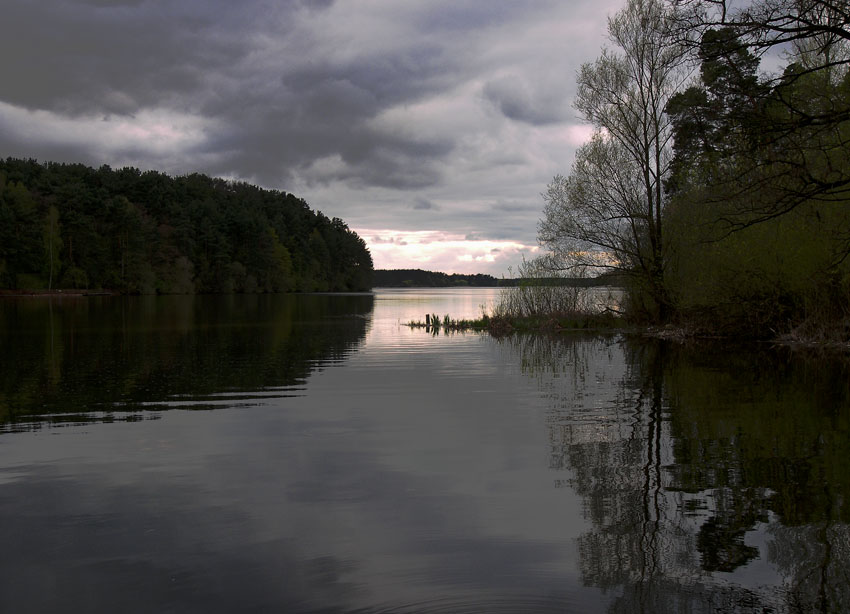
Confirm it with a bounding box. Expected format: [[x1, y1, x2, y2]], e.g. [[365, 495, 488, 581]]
[[402, 283, 850, 351]]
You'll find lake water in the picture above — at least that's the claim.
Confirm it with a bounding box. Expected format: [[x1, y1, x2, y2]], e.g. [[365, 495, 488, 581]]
[[1, 288, 848, 613]]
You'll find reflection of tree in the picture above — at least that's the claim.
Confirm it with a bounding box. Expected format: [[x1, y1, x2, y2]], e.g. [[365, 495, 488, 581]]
[[0, 294, 374, 427], [769, 523, 850, 613], [569, 341, 715, 613], [505, 333, 850, 612]]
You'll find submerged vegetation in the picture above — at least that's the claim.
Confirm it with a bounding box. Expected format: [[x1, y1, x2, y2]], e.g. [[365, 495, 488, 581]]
[[0, 158, 373, 294]]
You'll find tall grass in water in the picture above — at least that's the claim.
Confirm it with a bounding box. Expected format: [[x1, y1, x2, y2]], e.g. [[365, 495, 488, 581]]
[[495, 258, 589, 318], [407, 258, 623, 335]]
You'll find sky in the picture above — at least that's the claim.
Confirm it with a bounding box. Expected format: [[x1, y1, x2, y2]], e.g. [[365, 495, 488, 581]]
[[0, 0, 625, 276]]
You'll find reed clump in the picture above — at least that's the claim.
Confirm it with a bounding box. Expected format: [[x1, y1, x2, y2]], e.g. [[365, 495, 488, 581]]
[[486, 258, 624, 334], [406, 313, 491, 333], [406, 258, 626, 335]]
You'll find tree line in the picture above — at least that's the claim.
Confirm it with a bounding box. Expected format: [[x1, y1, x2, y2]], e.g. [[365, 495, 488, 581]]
[[0, 158, 373, 294], [373, 269, 502, 287], [539, 0, 850, 337], [374, 267, 624, 288]]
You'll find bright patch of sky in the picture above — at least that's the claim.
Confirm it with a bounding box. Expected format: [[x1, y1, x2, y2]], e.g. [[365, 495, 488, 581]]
[[357, 229, 540, 276]]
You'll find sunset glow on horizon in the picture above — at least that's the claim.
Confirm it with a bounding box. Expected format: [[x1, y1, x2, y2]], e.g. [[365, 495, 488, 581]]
[[356, 228, 541, 276]]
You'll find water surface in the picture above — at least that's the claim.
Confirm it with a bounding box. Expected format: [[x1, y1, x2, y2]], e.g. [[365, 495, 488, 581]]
[[1, 289, 848, 613]]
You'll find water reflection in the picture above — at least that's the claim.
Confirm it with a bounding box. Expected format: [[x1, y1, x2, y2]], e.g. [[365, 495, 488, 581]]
[[2, 290, 849, 612], [0, 294, 374, 428], [498, 333, 850, 613]]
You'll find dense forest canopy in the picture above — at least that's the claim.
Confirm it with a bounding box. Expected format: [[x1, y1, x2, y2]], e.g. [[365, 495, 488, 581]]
[[0, 158, 373, 294]]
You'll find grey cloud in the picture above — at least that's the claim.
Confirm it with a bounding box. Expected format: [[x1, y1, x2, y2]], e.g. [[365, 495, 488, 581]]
[[412, 197, 437, 210], [0, 0, 257, 117], [76, 0, 147, 6], [0, 128, 104, 171], [493, 201, 536, 213], [369, 236, 407, 246], [483, 75, 568, 126], [301, 0, 336, 11], [411, 2, 542, 34], [281, 42, 454, 108]]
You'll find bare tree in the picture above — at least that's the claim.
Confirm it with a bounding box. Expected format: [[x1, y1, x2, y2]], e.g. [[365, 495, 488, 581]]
[[539, 0, 686, 320]]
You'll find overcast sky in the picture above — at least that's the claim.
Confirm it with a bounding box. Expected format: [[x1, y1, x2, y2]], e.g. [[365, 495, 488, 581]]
[[1, 0, 624, 275]]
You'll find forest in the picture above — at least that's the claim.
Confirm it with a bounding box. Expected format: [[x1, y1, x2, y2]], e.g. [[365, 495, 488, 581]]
[[373, 269, 502, 287], [539, 0, 850, 339], [0, 158, 373, 294]]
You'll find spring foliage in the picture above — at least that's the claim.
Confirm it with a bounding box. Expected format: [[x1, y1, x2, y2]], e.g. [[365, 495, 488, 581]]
[[542, 0, 850, 337], [0, 158, 373, 293]]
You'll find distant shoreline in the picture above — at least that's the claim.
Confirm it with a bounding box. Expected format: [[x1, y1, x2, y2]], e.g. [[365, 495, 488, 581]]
[[373, 268, 623, 288], [0, 289, 117, 298]]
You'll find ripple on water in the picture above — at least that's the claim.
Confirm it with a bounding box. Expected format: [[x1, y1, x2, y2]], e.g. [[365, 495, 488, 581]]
[[360, 592, 604, 614]]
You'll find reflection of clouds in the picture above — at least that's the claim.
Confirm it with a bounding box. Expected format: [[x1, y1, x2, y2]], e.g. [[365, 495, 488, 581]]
[[0, 367, 589, 612], [1, 474, 366, 613], [0, 292, 605, 611]]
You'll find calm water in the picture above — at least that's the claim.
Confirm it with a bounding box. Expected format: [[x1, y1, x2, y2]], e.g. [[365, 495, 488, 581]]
[[1, 289, 848, 613]]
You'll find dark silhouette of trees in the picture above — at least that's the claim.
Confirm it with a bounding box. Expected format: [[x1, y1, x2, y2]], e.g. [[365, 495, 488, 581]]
[[662, 16, 850, 334], [0, 158, 373, 293], [668, 0, 850, 225], [372, 269, 501, 287]]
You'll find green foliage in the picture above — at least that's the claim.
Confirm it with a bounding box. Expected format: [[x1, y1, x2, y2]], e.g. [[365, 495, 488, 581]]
[[666, 196, 850, 334], [0, 158, 373, 293], [0, 174, 41, 287], [664, 26, 850, 337]]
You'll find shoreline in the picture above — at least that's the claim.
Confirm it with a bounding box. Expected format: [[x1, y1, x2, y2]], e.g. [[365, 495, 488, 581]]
[[407, 314, 850, 353], [0, 289, 117, 298]]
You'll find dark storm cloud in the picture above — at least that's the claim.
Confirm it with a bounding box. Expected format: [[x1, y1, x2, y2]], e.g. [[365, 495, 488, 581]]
[[0, 0, 622, 273], [195, 35, 462, 188], [0, 0, 257, 117], [1, 0, 470, 189]]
